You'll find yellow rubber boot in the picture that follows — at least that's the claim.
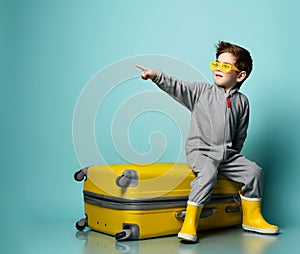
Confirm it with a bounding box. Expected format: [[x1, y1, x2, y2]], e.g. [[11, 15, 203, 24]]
[[240, 194, 279, 235], [178, 201, 203, 242]]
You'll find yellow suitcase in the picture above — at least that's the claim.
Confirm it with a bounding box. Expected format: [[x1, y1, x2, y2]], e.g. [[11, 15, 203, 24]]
[[74, 163, 242, 241]]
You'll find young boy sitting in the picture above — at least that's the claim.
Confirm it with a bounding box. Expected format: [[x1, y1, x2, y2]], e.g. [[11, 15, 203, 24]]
[[136, 41, 279, 243]]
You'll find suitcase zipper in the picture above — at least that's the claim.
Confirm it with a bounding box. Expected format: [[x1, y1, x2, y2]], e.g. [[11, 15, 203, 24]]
[[83, 191, 240, 210]]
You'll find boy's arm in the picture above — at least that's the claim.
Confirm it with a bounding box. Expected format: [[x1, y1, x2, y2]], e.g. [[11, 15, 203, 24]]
[[232, 101, 250, 153], [135, 64, 203, 111]]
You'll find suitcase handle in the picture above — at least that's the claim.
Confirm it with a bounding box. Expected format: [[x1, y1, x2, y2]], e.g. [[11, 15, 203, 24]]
[[116, 170, 138, 188], [176, 205, 240, 220], [176, 208, 218, 220]]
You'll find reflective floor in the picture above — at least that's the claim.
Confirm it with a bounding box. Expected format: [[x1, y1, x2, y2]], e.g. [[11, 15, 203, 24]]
[[7, 219, 299, 254]]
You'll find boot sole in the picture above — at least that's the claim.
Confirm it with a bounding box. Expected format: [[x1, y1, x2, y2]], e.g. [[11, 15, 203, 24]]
[[242, 224, 279, 235], [178, 233, 197, 242]]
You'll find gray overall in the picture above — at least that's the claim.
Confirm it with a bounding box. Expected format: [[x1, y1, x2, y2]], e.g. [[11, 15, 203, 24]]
[[153, 72, 263, 205]]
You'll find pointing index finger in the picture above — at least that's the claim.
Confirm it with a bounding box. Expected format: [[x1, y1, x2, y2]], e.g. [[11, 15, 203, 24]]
[[135, 64, 147, 71]]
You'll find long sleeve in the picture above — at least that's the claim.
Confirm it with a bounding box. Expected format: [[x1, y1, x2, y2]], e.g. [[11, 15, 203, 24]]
[[232, 101, 250, 153], [152, 71, 208, 111]]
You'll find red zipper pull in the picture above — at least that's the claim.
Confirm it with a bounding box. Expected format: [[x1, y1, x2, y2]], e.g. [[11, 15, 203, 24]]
[[226, 97, 231, 108]]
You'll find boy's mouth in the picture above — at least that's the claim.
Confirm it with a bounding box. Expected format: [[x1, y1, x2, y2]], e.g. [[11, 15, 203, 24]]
[[215, 72, 223, 78]]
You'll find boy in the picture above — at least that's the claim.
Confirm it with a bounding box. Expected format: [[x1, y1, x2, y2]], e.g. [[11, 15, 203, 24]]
[[135, 41, 279, 243]]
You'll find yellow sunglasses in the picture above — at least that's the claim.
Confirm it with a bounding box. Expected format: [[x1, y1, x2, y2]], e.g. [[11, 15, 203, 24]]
[[210, 61, 240, 73]]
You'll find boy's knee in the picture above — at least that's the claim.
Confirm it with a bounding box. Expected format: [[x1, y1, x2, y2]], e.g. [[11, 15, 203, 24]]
[[191, 167, 218, 188], [194, 167, 218, 180]]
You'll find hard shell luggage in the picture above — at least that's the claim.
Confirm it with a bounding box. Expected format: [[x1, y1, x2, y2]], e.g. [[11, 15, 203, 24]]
[[74, 163, 242, 241]]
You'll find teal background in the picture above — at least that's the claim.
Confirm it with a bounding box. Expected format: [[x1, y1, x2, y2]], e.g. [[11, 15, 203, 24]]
[[1, 0, 300, 253]]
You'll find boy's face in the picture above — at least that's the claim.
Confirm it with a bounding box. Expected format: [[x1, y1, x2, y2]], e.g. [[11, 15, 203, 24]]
[[212, 52, 245, 92]]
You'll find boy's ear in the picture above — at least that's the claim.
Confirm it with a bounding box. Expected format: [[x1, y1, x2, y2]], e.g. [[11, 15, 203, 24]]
[[236, 71, 247, 83]]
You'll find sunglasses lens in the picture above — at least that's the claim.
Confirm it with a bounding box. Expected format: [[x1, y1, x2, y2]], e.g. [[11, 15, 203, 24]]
[[210, 61, 218, 70], [221, 64, 231, 73]]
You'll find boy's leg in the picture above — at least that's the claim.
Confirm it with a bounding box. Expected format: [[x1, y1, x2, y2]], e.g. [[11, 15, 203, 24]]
[[218, 153, 263, 198], [189, 159, 219, 204], [178, 201, 203, 242], [218, 154, 279, 234], [178, 159, 218, 242]]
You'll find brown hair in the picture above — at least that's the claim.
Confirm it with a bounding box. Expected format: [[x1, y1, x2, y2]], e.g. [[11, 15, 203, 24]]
[[215, 41, 253, 89]]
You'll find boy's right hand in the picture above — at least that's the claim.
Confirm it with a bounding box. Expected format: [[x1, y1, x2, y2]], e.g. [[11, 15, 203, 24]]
[[135, 64, 157, 80]]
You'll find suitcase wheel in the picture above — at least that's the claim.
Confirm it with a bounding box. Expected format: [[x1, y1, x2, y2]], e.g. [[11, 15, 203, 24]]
[[74, 167, 88, 182], [115, 229, 132, 241], [115, 224, 140, 241], [75, 218, 87, 231]]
